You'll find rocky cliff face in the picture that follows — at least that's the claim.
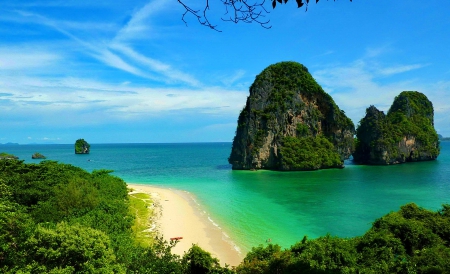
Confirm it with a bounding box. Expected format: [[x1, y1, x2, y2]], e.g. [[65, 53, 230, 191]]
[[353, 91, 440, 165], [228, 62, 355, 171]]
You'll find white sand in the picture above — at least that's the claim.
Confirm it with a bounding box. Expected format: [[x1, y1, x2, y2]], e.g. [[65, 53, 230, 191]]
[[127, 183, 243, 267]]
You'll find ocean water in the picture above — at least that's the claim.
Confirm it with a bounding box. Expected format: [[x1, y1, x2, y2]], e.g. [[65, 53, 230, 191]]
[[2, 142, 450, 254]]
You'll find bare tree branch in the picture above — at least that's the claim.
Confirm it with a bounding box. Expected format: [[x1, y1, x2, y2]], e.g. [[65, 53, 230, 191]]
[[177, 0, 352, 31]]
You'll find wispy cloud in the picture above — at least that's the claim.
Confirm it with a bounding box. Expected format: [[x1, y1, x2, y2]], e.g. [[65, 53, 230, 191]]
[[314, 57, 450, 132], [109, 43, 200, 86], [377, 64, 428, 76], [219, 69, 246, 87], [9, 1, 200, 86], [0, 49, 59, 70], [0, 74, 246, 126], [113, 0, 170, 42]]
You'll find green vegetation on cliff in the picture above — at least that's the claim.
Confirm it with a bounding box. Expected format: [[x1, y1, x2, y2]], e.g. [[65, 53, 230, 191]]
[[280, 136, 343, 170], [75, 138, 90, 154], [229, 61, 355, 171], [354, 91, 440, 165]]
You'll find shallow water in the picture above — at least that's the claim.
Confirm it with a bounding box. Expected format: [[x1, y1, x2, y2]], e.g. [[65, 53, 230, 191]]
[[3, 142, 450, 253]]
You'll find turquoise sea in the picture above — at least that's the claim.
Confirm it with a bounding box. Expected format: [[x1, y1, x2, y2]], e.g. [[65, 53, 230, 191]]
[[2, 142, 450, 254]]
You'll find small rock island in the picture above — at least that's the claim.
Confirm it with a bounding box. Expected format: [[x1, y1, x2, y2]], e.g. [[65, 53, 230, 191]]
[[228, 61, 355, 171], [75, 139, 90, 154], [31, 152, 46, 159], [353, 91, 440, 164]]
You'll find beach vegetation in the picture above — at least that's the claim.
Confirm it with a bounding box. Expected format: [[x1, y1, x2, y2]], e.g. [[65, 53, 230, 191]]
[[183, 244, 233, 274], [237, 203, 450, 273], [1, 159, 449, 273], [0, 160, 232, 273], [129, 191, 155, 247]]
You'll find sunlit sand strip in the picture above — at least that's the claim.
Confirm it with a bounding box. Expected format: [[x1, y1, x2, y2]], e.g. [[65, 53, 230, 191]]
[[127, 183, 243, 267]]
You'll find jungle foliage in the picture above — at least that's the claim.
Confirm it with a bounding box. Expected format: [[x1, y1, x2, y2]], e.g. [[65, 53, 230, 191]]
[[280, 136, 343, 170], [0, 160, 229, 273], [237, 203, 450, 273], [1, 159, 448, 273]]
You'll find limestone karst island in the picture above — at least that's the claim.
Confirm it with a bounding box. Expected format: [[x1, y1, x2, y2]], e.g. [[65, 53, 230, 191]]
[[353, 91, 440, 164], [229, 62, 440, 171], [229, 61, 355, 171], [74, 139, 90, 154]]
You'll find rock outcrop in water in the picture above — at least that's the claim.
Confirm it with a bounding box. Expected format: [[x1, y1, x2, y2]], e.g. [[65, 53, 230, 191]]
[[0, 152, 19, 160], [32, 152, 46, 159], [75, 139, 90, 154], [228, 61, 355, 171], [353, 91, 440, 165]]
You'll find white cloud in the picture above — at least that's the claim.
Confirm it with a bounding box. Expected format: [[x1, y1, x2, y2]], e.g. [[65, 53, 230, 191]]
[[8, 3, 200, 86], [110, 43, 200, 86], [313, 59, 450, 133], [113, 0, 170, 42], [0, 48, 60, 70], [0, 74, 247, 126], [220, 69, 246, 87], [378, 64, 428, 76]]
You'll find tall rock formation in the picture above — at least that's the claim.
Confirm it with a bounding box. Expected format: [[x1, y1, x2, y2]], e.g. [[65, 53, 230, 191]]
[[228, 62, 355, 171], [75, 139, 90, 154], [353, 91, 440, 164]]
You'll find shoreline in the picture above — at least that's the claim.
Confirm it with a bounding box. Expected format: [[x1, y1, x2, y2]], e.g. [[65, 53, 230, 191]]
[[127, 183, 244, 267]]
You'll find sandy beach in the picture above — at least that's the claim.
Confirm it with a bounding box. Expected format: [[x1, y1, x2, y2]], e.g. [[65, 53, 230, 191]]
[[127, 183, 244, 267]]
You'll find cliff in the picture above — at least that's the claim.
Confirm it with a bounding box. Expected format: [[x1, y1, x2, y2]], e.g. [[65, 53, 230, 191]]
[[228, 62, 355, 171], [353, 91, 440, 165], [75, 139, 90, 154]]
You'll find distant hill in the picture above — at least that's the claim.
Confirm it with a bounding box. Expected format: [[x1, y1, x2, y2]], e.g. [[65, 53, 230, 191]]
[[438, 134, 450, 141]]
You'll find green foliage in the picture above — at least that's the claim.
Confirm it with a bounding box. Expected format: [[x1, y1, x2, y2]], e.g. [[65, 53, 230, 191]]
[[0, 152, 18, 160], [0, 159, 232, 273], [296, 123, 309, 137], [0, 182, 35, 272], [182, 244, 231, 274], [238, 203, 450, 274], [26, 222, 125, 273], [74, 138, 90, 154], [280, 136, 342, 170], [3, 157, 449, 273], [129, 192, 155, 246]]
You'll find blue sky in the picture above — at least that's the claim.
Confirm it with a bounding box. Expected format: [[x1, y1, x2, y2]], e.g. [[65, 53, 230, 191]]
[[1, 0, 449, 144]]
